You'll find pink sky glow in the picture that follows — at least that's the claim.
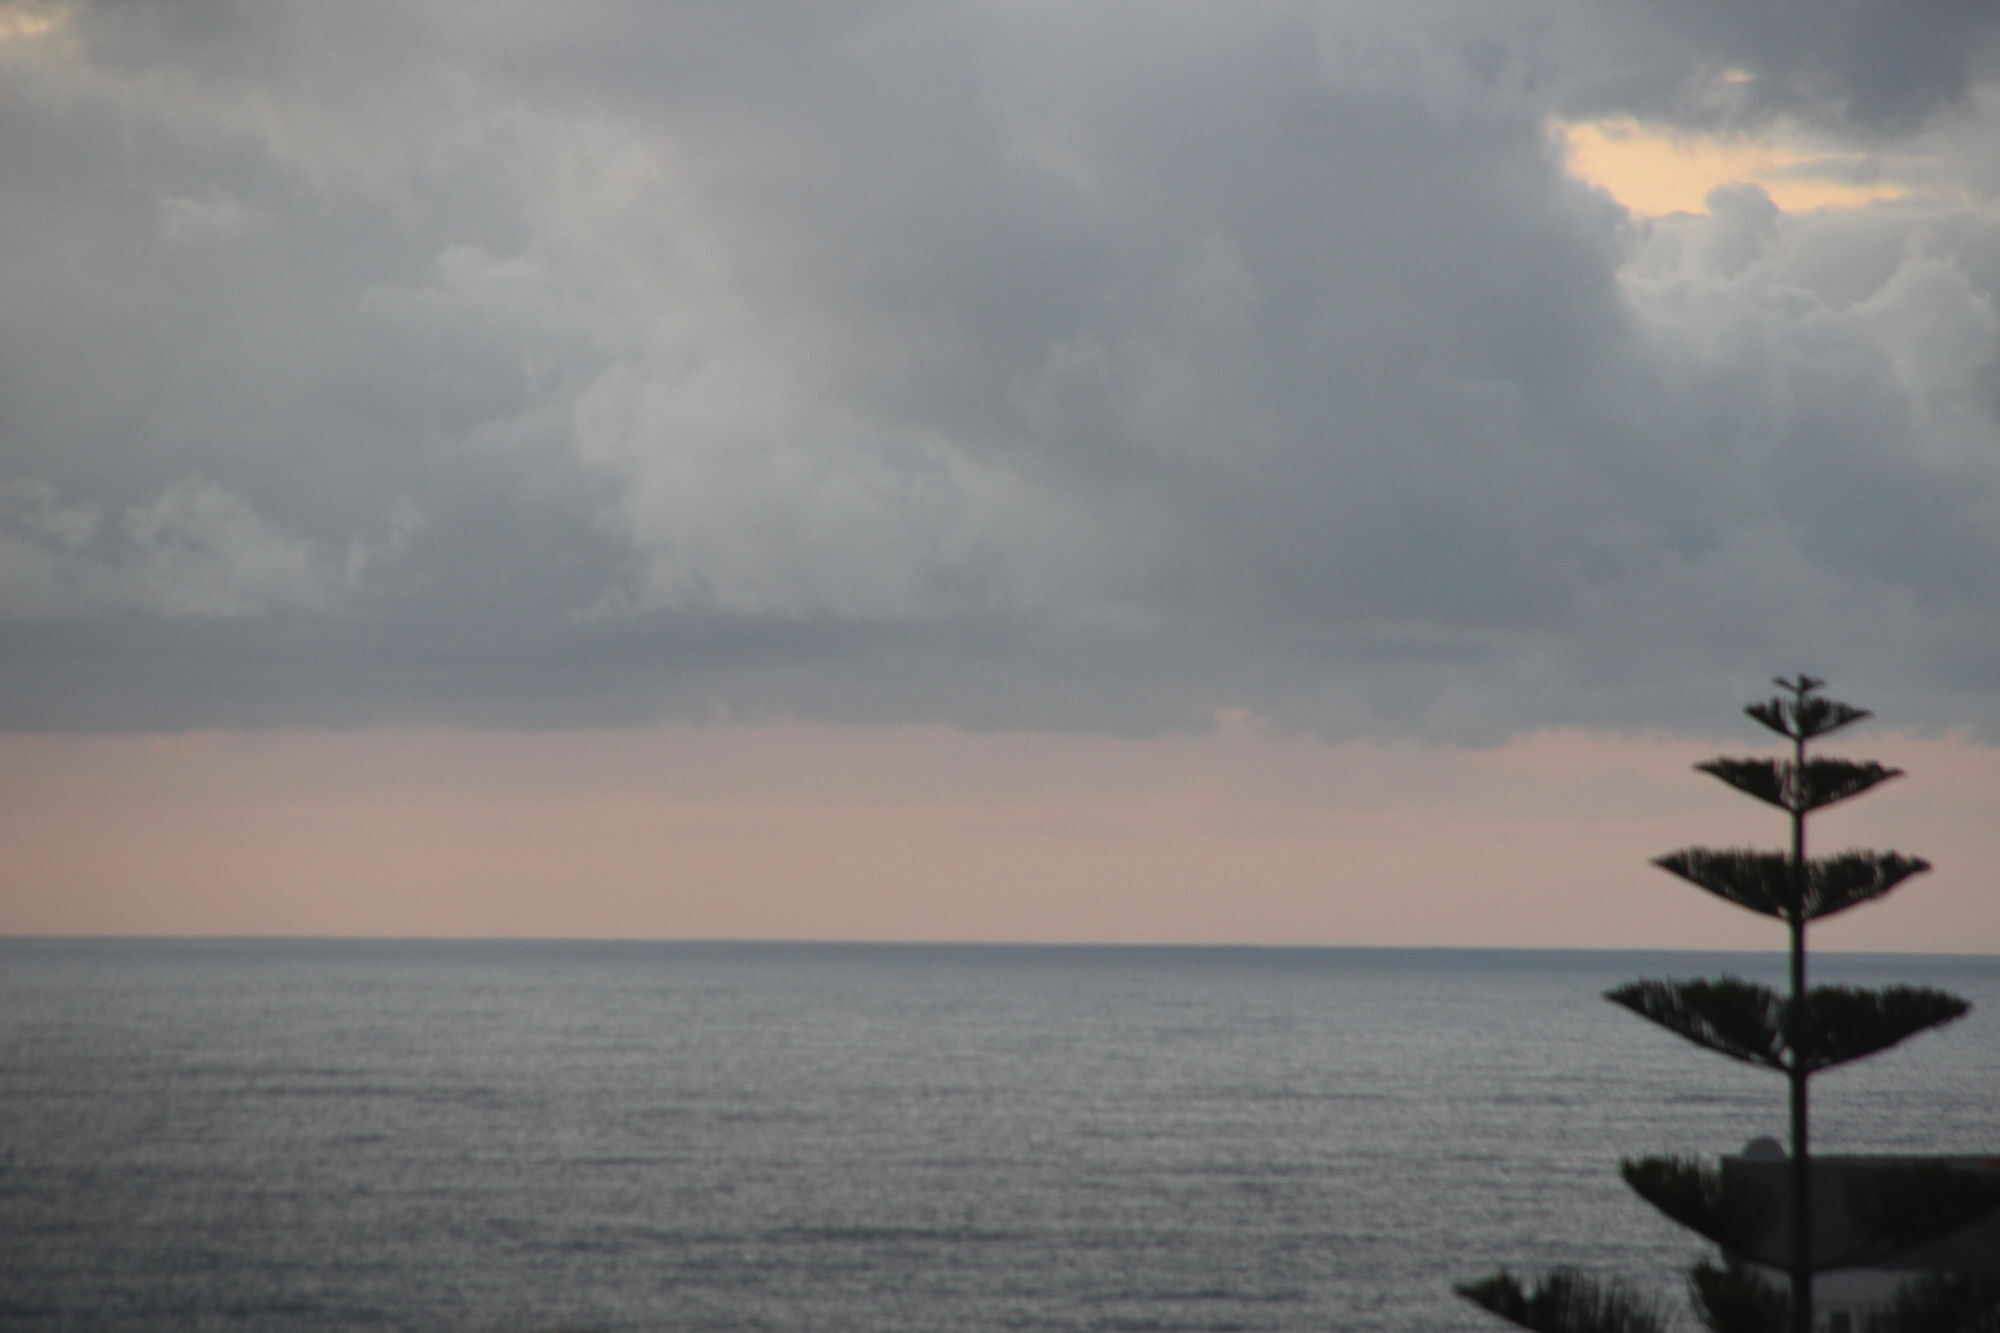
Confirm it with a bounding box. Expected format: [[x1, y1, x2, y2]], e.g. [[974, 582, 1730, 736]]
[[5, 719, 1993, 952]]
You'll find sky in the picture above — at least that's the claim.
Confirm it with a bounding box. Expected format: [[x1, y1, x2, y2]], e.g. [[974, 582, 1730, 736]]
[[4, 0, 1999, 950]]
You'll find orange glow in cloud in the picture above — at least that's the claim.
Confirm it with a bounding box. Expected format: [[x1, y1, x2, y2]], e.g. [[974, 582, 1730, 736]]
[[1560, 117, 1906, 216], [0, 3, 61, 42], [5, 719, 1996, 952]]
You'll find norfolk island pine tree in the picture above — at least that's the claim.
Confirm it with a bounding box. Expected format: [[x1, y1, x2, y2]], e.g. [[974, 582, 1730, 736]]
[[1455, 675, 2000, 1333]]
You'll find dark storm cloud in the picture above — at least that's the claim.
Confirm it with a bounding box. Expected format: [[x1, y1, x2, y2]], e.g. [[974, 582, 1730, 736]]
[[4, 0, 2000, 739]]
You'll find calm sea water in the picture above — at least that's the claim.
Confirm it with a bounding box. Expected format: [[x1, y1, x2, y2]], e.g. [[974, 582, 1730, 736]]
[[2, 940, 1995, 1332]]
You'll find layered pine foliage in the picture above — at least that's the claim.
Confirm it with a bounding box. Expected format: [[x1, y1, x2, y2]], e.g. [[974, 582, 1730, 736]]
[[1455, 677, 1996, 1333]]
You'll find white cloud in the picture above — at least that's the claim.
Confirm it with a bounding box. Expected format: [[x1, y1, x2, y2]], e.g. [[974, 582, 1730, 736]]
[[0, 477, 334, 619], [1852, 251, 2000, 460], [115, 477, 331, 615], [342, 494, 425, 591], [159, 185, 265, 246]]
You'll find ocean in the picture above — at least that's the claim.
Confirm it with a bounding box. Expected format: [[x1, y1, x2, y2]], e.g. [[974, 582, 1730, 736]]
[[3, 940, 1995, 1331]]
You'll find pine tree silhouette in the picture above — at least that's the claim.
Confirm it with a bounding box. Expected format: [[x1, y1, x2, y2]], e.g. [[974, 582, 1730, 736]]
[[1456, 676, 2000, 1333]]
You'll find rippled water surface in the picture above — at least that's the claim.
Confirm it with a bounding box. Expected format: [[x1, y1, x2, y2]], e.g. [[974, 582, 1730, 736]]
[[4, 939, 1995, 1330]]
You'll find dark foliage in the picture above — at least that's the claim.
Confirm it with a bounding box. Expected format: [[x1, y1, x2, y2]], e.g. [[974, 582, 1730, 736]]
[[1879, 1274, 2000, 1333], [1620, 1156, 1766, 1254], [1695, 757, 1902, 813], [1790, 985, 1971, 1072], [1457, 1269, 1671, 1333], [1651, 848, 1930, 922], [1839, 1165, 2000, 1269], [1459, 678, 1987, 1333], [1744, 678, 1871, 742], [1606, 978, 1967, 1073], [1687, 1255, 1789, 1333]]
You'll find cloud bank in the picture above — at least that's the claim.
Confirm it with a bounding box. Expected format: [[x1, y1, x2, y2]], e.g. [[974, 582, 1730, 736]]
[[5, 0, 2000, 739]]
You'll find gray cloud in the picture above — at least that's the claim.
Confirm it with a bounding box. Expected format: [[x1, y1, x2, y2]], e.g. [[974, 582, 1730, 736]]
[[4, 0, 2000, 739], [1544, 0, 2000, 135]]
